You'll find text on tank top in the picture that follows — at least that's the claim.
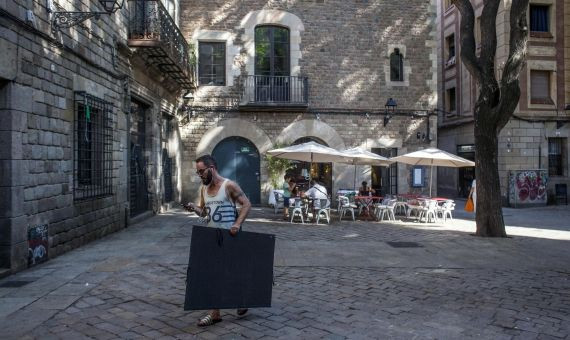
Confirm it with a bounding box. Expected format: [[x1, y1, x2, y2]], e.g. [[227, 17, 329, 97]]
[[202, 179, 238, 229]]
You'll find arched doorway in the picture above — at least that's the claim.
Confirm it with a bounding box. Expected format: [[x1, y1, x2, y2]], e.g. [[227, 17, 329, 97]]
[[212, 137, 261, 204], [289, 137, 333, 194]]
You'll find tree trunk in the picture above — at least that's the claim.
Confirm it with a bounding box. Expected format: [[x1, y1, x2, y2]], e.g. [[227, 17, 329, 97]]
[[474, 106, 507, 237]]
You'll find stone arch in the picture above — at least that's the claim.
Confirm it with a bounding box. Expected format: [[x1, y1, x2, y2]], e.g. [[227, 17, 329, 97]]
[[195, 118, 273, 203], [275, 120, 352, 192], [196, 118, 273, 156], [275, 119, 345, 150], [240, 10, 304, 76]]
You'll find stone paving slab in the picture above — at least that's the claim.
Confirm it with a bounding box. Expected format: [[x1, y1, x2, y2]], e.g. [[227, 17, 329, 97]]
[[0, 206, 568, 339]]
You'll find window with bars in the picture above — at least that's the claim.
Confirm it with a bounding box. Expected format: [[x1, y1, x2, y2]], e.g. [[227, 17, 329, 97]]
[[548, 138, 566, 176], [199, 42, 226, 86], [390, 48, 404, 82], [74, 92, 113, 200]]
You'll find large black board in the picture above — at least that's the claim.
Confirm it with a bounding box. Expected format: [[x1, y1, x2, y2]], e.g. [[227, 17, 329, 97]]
[[184, 225, 275, 310]]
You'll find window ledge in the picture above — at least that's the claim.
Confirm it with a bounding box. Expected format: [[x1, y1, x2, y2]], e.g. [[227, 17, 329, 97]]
[[530, 31, 553, 39], [531, 98, 555, 105]]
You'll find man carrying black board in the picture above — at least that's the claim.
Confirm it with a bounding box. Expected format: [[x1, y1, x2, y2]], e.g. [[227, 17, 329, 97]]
[[185, 154, 252, 326]]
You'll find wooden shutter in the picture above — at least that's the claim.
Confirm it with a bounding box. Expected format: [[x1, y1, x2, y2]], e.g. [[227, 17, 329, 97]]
[[530, 70, 551, 104]]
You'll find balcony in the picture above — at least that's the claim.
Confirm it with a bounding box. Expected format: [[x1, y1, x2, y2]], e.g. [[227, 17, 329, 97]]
[[128, 0, 195, 89], [239, 75, 308, 111]]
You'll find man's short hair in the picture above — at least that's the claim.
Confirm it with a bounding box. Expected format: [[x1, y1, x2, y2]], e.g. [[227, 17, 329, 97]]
[[310, 179, 316, 186], [362, 181, 367, 186], [195, 154, 217, 169]]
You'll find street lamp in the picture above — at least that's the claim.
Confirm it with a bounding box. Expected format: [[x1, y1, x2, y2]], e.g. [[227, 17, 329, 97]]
[[383, 97, 397, 127], [51, 0, 124, 34]]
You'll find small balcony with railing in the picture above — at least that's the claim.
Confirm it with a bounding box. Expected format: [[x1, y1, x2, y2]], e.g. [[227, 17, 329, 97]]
[[239, 75, 308, 110], [127, 0, 195, 89]]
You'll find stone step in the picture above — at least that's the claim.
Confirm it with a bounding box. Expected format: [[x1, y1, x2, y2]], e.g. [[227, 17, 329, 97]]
[[0, 268, 11, 279]]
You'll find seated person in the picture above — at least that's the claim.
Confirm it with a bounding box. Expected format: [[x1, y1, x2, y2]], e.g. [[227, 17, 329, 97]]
[[303, 179, 328, 220], [289, 178, 298, 197], [358, 181, 375, 196]]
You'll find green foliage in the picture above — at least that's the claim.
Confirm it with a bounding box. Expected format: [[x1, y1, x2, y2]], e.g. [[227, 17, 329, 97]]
[[266, 148, 294, 188]]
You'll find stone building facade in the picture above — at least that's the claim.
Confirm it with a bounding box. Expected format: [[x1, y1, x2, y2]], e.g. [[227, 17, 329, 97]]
[[178, 1, 439, 206], [0, 0, 189, 275], [437, 0, 570, 204]]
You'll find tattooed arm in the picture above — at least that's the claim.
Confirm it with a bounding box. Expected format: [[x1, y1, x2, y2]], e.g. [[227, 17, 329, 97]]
[[226, 181, 252, 235]]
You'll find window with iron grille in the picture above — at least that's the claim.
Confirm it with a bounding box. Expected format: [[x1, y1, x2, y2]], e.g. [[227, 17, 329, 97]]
[[74, 92, 113, 200], [390, 49, 403, 82], [548, 138, 566, 176], [199, 42, 226, 86]]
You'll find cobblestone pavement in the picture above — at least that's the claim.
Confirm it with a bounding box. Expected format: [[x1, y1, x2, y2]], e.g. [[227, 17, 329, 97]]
[[1, 206, 569, 339]]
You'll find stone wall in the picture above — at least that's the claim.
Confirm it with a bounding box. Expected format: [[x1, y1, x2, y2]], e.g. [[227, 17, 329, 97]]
[[0, 0, 185, 274], [180, 111, 438, 205], [437, 0, 570, 204], [178, 0, 439, 204], [181, 0, 438, 110]]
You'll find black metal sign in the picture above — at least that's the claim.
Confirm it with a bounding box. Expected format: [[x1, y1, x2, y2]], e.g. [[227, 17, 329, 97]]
[[184, 225, 275, 310]]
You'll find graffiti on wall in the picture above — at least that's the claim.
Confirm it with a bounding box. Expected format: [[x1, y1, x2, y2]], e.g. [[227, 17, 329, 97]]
[[508, 170, 548, 206], [28, 224, 48, 267]]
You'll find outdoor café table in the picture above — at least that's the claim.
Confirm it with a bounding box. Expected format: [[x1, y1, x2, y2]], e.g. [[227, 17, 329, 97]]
[[354, 196, 382, 220]]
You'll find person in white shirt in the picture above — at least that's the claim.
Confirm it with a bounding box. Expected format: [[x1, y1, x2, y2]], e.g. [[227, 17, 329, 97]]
[[303, 179, 328, 221], [184, 154, 251, 327]]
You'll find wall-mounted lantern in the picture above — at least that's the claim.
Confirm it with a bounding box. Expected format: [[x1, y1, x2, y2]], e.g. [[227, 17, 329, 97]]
[[383, 97, 397, 127], [51, 0, 124, 34]]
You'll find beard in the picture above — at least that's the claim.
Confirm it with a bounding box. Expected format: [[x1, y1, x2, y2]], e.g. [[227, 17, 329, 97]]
[[201, 169, 213, 186]]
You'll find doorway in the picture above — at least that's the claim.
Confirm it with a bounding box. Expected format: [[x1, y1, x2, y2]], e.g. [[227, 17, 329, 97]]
[[457, 144, 475, 197], [254, 25, 291, 102], [212, 137, 261, 204], [288, 137, 333, 194], [129, 100, 149, 217], [371, 148, 398, 196]]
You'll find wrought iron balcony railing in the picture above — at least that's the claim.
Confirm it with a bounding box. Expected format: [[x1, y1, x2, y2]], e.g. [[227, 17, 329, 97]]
[[239, 75, 308, 109], [128, 0, 194, 89]]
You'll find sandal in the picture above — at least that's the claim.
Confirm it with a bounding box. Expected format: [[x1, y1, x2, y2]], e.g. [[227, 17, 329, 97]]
[[237, 308, 248, 316], [197, 314, 222, 327]]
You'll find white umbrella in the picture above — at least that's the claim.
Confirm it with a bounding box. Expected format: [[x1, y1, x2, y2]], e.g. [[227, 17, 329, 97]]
[[390, 147, 475, 196], [339, 147, 393, 189], [266, 141, 351, 163]]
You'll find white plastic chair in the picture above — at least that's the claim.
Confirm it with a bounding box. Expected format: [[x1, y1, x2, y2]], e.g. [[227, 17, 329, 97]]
[[375, 199, 397, 221], [273, 191, 284, 214], [315, 199, 331, 224], [405, 199, 422, 219], [437, 200, 455, 221], [393, 197, 407, 216], [373, 197, 390, 218], [419, 199, 438, 223], [338, 195, 356, 221], [290, 198, 305, 224]]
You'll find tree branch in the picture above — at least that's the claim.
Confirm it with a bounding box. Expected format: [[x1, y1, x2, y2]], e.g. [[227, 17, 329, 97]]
[[453, 0, 482, 83], [495, 0, 529, 131]]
